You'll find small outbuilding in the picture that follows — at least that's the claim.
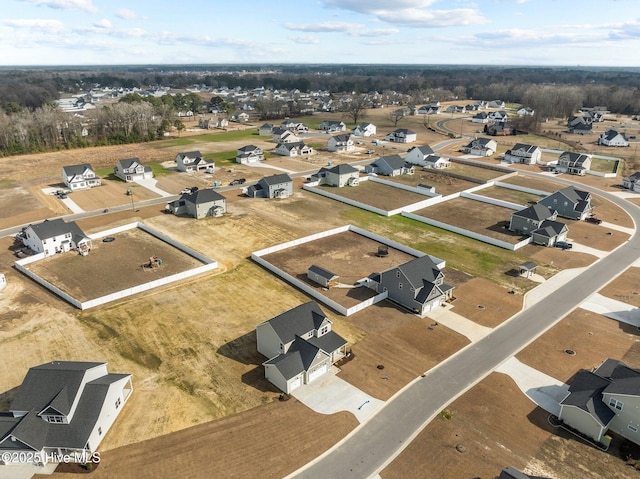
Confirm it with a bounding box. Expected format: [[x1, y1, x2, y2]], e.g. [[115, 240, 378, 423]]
[[307, 265, 339, 288], [518, 262, 538, 279]]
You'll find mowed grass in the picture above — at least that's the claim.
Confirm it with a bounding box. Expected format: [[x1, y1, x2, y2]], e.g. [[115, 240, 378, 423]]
[[590, 157, 619, 174], [158, 129, 259, 148]]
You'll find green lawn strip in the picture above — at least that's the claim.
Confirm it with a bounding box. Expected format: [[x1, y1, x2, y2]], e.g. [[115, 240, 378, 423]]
[[341, 207, 547, 290], [589, 157, 618, 174]]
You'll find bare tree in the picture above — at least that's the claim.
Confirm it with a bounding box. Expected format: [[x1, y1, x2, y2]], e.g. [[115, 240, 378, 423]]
[[388, 108, 406, 128], [341, 94, 369, 126]]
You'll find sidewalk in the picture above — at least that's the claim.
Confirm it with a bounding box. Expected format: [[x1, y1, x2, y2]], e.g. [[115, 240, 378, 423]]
[[524, 267, 588, 308]]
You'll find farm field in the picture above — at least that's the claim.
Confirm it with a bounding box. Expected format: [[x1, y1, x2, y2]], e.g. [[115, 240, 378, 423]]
[[316, 179, 429, 211]]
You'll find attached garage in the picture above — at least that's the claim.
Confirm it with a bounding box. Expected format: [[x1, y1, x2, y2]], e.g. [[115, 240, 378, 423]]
[[308, 363, 328, 383], [289, 375, 302, 392]]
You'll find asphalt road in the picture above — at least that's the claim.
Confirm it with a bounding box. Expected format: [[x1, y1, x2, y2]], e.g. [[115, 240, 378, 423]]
[[293, 182, 640, 479]]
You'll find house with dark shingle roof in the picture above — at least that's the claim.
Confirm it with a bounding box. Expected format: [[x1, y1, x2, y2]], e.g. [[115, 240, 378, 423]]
[[461, 138, 497, 156], [531, 220, 568, 247], [364, 155, 414, 176], [538, 186, 592, 220], [327, 133, 355, 152], [622, 171, 640, 192], [352, 122, 376, 137], [167, 189, 226, 219], [114, 157, 153, 182], [509, 204, 557, 234], [236, 145, 264, 164], [256, 301, 347, 393], [406, 145, 449, 168], [370, 255, 453, 316], [598, 128, 629, 147], [275, 141, 313, 157], [313, 163, 360, 187], [307, 265, 339, 288], [319, 120, 346, 132], [554, 152, 592, 176], [62, 164, 101, 191], [567, 116, 592, 134], [384, 128, 417, 143], [19, 218, 91, 256], [504, 144, 541, 165], [245, 174, 293, 199], [175, 151, 214, 173], [0, 361, 132, 465], [559, 358, 640, 447]]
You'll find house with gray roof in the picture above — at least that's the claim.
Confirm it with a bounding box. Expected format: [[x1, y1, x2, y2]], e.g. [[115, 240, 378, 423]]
[[236, 145, 264, 164], [0, 361, 132, 465], [598, 128, 629, 147], [384, 128, 417, 143], [554, 152, 592, 176], [258, 123, 274, 136], [114, 157, 153, 182], [327, 133, 355, 152], [62, 164, 101, 191], [245, 174, 293, 199], [256, 301, 347, 393], [307, 265, 339, 288], [313, 163, 360, 187], [559, 358, 640, 447], [175, 151, 214, 173], [352, 122, 376, 137], [471, 112, 489, 123], [319, 120, 346, 132], [622, 171, 640, 192], [364, 155, 414, 176], [538, 186, 592, 220], [370, 255, 453, 317], [567, 116, 592, 135], [406, 145, 450, 169], [509, 204, 568, 246], [461, 138, 497, 157], [504, 144, 541, 165], [531, 220, 568, 247], [275, 141, 313, 157], [19, 218, 91, 256], [167, 189, 226, 219]]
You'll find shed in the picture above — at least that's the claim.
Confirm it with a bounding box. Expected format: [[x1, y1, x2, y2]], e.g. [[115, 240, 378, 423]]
[[519, 261, 538, 278], [307, 265, 339, 288]]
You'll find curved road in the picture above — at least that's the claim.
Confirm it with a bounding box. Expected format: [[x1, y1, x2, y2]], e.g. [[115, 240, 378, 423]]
[[292, 179, 640, 479]]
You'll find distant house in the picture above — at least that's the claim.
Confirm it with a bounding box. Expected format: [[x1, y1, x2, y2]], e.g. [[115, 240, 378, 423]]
[[167, 189, 226, 219], [114, 158, 153, 182], [539, 186, 593, 220], [314, 163, 360, 187], [352, 122, 377, 137], [599, 128, 629, 147], [245, 174, 293, 199], [231, 111, 249, 123], [281, 120, 309, 133], [385, 128, 417, 143], [622, 171, 640, 192], [487, 100, 506, 109], [275, 141, 313, 157], [258, 123, 274, 136], [487, 111, 508, 123], [19, 218, 91, 256], [236, 145, 264, 164], [509, 204, 567, 246], [62, 164, 101, 191], [365, 155, 414, 176], [567, 116, 592, 135], [176, 151, 214, 173], [256, 301, 348, 393], [369, 255, 453, 316], [461, 138, 497, 156], [272, 129, 300, 144], [319, 120, 346, 132], [327, 134, 355, 153], [504, 144, 541, 165], [471, 112, 489, 123], [417, 105, 441, 115], [554, 152, 592, 176], [484, 123, 514, 136], [0, 361, 132, 465], [445, 105, 464, 113], [559, 358, 640, 447], [516, 107, 535, 116], [307, 265, 339, 288]]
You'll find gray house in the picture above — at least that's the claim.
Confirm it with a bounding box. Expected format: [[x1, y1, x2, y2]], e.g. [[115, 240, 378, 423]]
[[0, 361, 132, 465], [167, 189, 226, 219], [236, 145, 264, 164], [256, 301, 348, 393], [503, 144, 541, 165], [114, 158, 153, 182], [559, 358, 640, 447], [461, 138, 497, 156], [509, 204, 557, 235], [314, 164, 360, 187], [622, 171, 640, 192], [530, 220, 569, 247], [365, 155, 414, 176], [245, 174, 293, 199], [371, 255, 453, 316], [539, 187, 592, 220], [567, 116, 592, 134], [319, 120, 346, 132], [555, 152, 592, 176], [258, 123, 274, 136]]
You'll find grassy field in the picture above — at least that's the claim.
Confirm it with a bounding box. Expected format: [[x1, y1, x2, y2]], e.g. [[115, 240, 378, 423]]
[[590, 157, 619, 174]]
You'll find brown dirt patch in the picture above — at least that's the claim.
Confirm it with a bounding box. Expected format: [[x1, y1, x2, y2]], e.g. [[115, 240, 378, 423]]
[[450, 278, 523, 327], [500, 175, 565, 193], [518, 243, 597, 269], [566, 219, 630, 251], [389, 171, 479, 196], [590, 192, 634, 228], [600, 266, 640, 307], [36, 399, 358, 479], [68, 180, 159, 211], [338, 309, 469, 400], [316, 179, 429, 211], [26, 227, 205, 301], [447, 161, 510, 181], [475, 185, 542, 206], [413, 197, 527, 244], [517, 308, 639, 382]]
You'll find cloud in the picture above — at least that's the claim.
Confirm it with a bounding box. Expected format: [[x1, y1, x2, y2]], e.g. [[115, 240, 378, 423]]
[[320, 0, 486, 28], [3, 18, 65, 33], [20, 0, 98, 14], [115, 8, 141, 20], [609, 19, 640, 39], [291, 35, 320, 44], [93, 19, 112, 29], [284, 21, 397, 36]]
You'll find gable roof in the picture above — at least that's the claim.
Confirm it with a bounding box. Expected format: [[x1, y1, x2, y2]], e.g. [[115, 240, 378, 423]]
[[237, 144, 260, 153], [391, 128, 416, 135], [182, 189, 226, 205], [26, 219, 87, 242], [509, 143, 539, 154], [263, 301, 330, 345], [532, 220, 568, 238], [116, 157, 143, 169], [541, 187, 591, 214], [373, 154, 406, 171], [261, 173, 292, 185], [62, 164, 93, 177], [177, 150, 202, 160], [558, 152, 590, 167], [395, 255, 443, 288], [512, 204, 555, 222], [308, 264, 338, 280], [263, 337, 325, 380], [408, 145, 435, 156], [561, 369, 616, 427], [331, 133, 352, 142], [327, 163, 359, 175]]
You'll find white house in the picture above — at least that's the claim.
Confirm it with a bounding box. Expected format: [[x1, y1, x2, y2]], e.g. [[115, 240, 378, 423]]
[[236, 145, 264, 164], [555, 152, 592, 176], [622, 172, 640, 192], [176, 151, 214, 172], [319, 120, 346, 132], [470, 112, 489, 124], [461, 138, 497, 157], [62, 164, 101, 191], [275, 141, 313, 157], [19, 218, 91, 256], [327, 134, 355, 152], [517, 107, 535, 116], [385, 128, 417, 143], [272, 129, 300, 144], [256, 301, 347, 393], [352, 122, 377, 137], [599, 128, 629, 147], [504, 143, 542, 165], [114, 158, 153, 182], [0, 361, 132, 465]]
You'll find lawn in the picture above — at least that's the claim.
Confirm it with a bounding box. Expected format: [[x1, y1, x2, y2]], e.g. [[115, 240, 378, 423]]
[[590, 157, 619, 174], [446, 162, 509, 181], [316, 180, 429, 211], [474, 185, 542, 205], [156, 129, 258, 147]]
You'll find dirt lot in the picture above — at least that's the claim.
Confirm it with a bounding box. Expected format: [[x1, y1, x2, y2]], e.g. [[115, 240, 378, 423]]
[[413, 197, 527, 244], [567, 220, 630, 251], [447, 161, 511, 181], [450, 278, 523, 328], [389, 170, 480, 196], [500, 174, 565, 193], [26, 228, 205, 301], [315, 179, 430, 211], [600, 266, 640, 307], [475, 185, 542, 206], [69, 179, 160, 210]]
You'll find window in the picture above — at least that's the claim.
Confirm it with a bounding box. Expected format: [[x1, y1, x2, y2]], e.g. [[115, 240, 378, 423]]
[[115, 397, 122, 409], [609, 398, 623, 411], [320, 326, 329, 335], [49, 416, 63, 423], [629, 425, 638, 433]]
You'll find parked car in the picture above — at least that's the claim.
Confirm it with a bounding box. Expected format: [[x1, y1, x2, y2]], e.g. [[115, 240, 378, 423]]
[[180, 188, 192, 194], [585, 216, 602, 225], [366, 149, 376, 154], [229, 178, 246, 186], [554, 241, 573, 250]]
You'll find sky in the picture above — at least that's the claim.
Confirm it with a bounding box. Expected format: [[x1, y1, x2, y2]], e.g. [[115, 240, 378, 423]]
[[2, 0, 640, 66]]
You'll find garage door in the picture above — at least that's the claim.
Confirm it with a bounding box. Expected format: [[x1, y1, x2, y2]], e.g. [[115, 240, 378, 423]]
[[308, 363, 328, 383], [289, 376, 302, 392]]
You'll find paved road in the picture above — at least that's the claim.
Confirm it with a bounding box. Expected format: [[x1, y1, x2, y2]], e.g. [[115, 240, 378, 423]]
[[293, 183, 640, 479]]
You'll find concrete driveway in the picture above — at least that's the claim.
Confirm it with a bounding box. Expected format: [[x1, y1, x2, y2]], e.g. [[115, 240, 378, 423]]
[[580, 292, 640, 327], [426, 305, 492, 342], [292, 368, 384, 423], [134, 178, 172, 197], [1, 462, 57, 479]]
